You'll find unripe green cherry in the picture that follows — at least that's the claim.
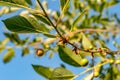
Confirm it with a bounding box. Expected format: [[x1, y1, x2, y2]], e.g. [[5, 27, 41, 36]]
[[80, 58, 88, 66], [93, 71, 99, 77], [109, 59, 114, 64], [115, 60, 120, 64]]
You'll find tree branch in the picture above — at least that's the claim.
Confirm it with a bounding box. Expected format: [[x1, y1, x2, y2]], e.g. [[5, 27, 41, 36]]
[[74, 28, 120, 34], [36, 0, 120, 55], [73, 61, 110, 79]]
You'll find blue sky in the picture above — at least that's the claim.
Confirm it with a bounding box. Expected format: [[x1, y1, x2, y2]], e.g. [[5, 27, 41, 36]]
[[0, 0, 120, 80]]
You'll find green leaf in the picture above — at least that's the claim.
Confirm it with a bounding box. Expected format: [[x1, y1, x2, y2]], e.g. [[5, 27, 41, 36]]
[[72, 9, 88, 28], [0, 46, 5, 53], [97, 40, 108, 48], [3, 15, 38, 33], [104, 66, 115, 80], [2, 15, 46, 33], [44, 33, 56, 38], [4, 33, 21, 45], [58, 45, 82, 67], [1, 0, 28, 6], [50, 67, 74, 80], [1, 38, 9, 45], [73, 0, 80, 9], [81, 32, 93, 49], [3, 48, 15, 63], [60, 0, 66, 10], [22, 47, 29, 56], [0, 0, 29, 8], [20, 37, 29, 45], [21, 15, 49, 32], [99, 18, 109, 25], [60, 0, 70, 14], [3, 15, 54, 37], [25, 0, 32, 5], [32, 65, 53, 79], [0, 1, 43, 16], [31, 12, 51, 26], [38, 23, 49, 32], [22, 15, 55, 37], [104, 1, 119, 8]]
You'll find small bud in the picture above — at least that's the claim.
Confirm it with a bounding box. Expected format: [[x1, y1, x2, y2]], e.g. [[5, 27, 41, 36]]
[[68, 32, 74, 38]]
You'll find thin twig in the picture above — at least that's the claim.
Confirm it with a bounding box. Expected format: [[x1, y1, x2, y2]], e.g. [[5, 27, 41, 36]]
[[36, 0, 64, 39], [79, 48, 119, 54], [55, 15, 62, 27], [73, 61, 110, 79]]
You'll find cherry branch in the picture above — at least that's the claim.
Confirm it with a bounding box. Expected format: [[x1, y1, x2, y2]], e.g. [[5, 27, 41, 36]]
[[36, 0, 120, 55], [74, 28, 120, 34], [73, 61, 110, 79]]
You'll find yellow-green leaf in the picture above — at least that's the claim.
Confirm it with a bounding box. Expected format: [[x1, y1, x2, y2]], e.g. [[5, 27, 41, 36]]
[[0, 0, 29, 9], [0, 46, 5, 53], [3, 15, 39, 33], [72, 9, 88, 28], [22, 47, 29, 56], [31, 12, 51, 26], [50, 67, 74, 80], [1, 38, 9, 45], [3, 15, 47, 33], [58, 45, 82, 67], [60, 0, 70, 14], [81, 32, 93, 49], [3, 48, 15, 63], [32, 65, 53, 79]]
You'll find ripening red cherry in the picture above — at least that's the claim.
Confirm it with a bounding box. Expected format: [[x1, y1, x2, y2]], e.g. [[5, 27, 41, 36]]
[[36, 48, 45, 57]]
